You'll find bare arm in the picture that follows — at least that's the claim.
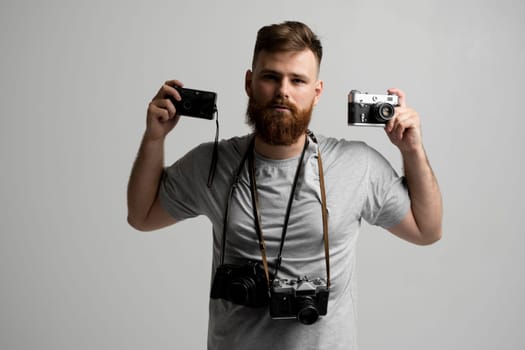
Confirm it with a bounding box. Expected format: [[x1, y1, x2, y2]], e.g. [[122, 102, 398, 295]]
[[126, 80, 183, 231], [384, 88, 443, 245]]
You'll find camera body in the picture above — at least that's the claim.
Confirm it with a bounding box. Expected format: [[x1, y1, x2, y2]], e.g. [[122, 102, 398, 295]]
[[348, 90, 399, 126], [171, 86, 217, 120], [210, 261, 270, 308], [269, 277, 329, 325]]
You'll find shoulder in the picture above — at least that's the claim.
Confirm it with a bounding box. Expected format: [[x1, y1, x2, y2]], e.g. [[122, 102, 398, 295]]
[[165, 134, 251, 179], [316, 134, 369, 152], [162, 134, 253, 200], [217, 134, 253, 155], [192, 134, 253, 186], [179, 134, 252, 163], [315, 134, 379, 163], [312, 133, 396, 176]]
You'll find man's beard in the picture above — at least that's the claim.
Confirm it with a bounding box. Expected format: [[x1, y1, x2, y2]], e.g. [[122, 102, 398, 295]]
[[246, 95, 314, 146]]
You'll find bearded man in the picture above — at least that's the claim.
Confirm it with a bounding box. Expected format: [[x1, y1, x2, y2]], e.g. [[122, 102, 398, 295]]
[[127, 21, 442, 350]]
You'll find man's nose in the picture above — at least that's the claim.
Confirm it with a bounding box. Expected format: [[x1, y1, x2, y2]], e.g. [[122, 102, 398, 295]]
[[276, 78, 290, 99]]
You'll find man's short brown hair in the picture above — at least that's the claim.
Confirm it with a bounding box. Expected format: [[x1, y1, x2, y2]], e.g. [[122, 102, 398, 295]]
[[252, 21, 323, 69]]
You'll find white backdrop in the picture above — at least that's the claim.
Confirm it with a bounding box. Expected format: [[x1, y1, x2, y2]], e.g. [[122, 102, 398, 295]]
[[1, 0, 523, 349]]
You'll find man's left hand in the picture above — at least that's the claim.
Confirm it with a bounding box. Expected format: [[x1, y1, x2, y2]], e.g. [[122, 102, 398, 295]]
[[384, 88, 423, 154]]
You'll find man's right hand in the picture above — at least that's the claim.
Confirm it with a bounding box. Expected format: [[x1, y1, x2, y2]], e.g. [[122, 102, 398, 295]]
[[127, 79, 183, 231], [145, 79, 184, 141]]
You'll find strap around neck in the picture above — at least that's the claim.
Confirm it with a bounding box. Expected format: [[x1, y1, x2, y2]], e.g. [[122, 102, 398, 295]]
[[218, 132, 331, 288], [250, 131, 331, 287], [249, 134, 309, 285]]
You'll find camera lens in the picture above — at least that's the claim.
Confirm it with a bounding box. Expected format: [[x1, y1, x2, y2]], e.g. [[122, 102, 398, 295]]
[[295, 297, 319, 325], [182, 100, 192, 110], [230, 278, 257, 305], [375, 103, 395, 122]]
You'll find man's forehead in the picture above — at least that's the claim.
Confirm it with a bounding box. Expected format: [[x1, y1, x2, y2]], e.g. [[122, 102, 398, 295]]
[[254, 50, 319, 76]]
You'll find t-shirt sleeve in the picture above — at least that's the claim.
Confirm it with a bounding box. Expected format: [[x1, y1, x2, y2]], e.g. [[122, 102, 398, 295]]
[[159, 143, 212, 221], [361, 147, 410, 229]]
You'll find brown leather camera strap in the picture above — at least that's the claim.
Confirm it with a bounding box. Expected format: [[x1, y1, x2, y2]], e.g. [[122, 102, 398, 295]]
[[310, 131, 331, 288], [248, 156, 272, 286]]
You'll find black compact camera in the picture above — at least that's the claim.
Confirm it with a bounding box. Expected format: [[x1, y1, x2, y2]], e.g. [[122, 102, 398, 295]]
[[171, 86, 217, 120], [348, 90, 399, 126], [269, 277, 329, 325], [210, 261, 271, 308]]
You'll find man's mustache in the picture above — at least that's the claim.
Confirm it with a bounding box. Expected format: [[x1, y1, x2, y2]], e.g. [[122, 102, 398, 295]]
[[266, 99, 298, 113]]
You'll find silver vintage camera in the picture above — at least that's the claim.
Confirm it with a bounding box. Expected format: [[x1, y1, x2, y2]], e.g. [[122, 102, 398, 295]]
[[269, 277, 329, 325], [348, 90, 399, 126]]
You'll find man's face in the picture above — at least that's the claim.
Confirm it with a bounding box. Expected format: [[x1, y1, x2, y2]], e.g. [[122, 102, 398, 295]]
[[245, 49, 324, 145]]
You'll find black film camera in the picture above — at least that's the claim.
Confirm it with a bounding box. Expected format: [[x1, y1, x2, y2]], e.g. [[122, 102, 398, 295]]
[[210, 261, 270, 308], [171, 86, 217, 120], [348, 90, 399, 126], [269, 277, 329, 325]]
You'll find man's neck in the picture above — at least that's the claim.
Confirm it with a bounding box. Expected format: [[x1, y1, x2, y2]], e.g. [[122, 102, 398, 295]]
[[254, 133, 307, 160]]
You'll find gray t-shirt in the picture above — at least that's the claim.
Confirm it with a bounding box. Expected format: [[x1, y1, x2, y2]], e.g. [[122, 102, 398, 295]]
[[160, 133, 410, 350]]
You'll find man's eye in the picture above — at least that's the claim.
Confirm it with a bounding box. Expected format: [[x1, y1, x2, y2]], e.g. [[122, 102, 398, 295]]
[[263, 74, 279, 81]]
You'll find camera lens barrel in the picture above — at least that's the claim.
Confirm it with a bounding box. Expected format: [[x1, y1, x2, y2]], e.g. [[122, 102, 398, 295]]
[[295, 297, 320, 325], [210, 262, 270, 308], [230, 278, 257, 305], [375, 103, 395, 122]]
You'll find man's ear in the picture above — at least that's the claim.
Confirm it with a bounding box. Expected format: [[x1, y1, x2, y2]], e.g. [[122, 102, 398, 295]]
[[245, 69, 253, 96], [313, 79, 324, 106]]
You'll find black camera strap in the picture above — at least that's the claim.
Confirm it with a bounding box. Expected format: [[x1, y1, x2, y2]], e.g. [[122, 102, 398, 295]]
[[249, 130, 331, 288], [219, 136, 254, 266], [206, 108, 220, 188]]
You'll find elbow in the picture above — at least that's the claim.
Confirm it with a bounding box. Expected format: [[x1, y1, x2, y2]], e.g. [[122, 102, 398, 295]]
[[416, 228, 442, 246], [127, 215, 154, 232]]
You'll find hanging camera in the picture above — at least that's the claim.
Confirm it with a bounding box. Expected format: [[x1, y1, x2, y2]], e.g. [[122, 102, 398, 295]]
[[210, 261, 271, 308], [269, 277, 329, 325]]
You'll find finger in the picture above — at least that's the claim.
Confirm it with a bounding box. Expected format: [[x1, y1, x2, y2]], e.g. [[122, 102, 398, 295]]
[[387, 87, 406, 107], [149, 97, 176, 118], [385, 108, 405, 132], [149, 98, 180, 122], [153, 80, 184, 101], [386, 106, 412, 131], [164, 79, 184, 89], [155, 98, 177, 118], [386, 112, 409, 139], [385, 118, 403, 141], [154, 84, 180, 102], [396, 113, 420, 140], [396, 108, 420, 129], [385, 117, 396, 133], [395, 120, 407, 140], [163, 80, 184, 101], [148, 103, 171, 122]]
